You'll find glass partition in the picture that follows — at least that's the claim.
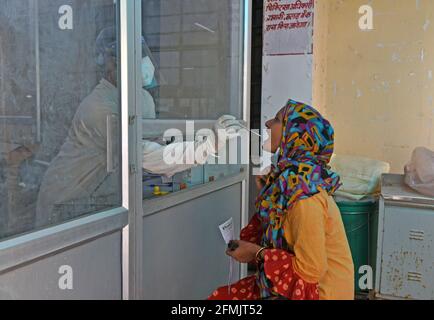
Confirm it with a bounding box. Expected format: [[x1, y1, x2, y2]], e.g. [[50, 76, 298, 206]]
[[141, 0, 244, 119], [140, 0, 247, 199], [0, 0, 122, 240]]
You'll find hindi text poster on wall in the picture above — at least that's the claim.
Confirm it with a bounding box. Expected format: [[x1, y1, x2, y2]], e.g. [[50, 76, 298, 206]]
[[264, 0, 314, 56]]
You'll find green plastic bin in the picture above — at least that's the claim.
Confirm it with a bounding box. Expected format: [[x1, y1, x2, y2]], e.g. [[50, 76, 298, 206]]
[[336, 198, 378, 294]]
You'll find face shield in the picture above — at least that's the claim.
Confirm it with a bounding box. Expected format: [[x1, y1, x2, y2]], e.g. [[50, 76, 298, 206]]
[[95, 26, 117, 72], [95, 26, 162, 89]]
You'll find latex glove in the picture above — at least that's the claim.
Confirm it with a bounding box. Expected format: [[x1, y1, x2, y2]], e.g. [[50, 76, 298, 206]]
[[214, 115, 243, 135], [142, 116, 244, 178], [214, 115, 244, 151]]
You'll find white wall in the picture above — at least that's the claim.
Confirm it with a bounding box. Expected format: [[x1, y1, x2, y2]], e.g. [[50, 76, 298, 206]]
[[261, 54, 313, 125], [261, 0, 314, 127], [261, 1, 314, 167]]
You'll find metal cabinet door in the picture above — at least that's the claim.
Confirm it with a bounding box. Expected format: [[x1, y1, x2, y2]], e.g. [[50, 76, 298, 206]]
[[380, 204, 434, 299]]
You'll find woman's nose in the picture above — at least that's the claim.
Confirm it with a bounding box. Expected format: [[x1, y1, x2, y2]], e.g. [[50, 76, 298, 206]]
[[265, 119, 272, 128]]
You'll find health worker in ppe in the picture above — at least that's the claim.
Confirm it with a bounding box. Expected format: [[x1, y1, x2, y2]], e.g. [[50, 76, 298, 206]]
[[35, 27, 157, 227], [36, 27, 243, 228]]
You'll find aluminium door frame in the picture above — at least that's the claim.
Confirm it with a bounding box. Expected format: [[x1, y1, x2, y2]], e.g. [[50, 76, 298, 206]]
[[0, 0, 132, 297], [122, 0, 145, 300], [127, 0, 252, 299], [241, 0, 253, 279]]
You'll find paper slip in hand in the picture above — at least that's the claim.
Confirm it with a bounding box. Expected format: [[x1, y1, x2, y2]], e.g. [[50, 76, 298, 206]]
[[219, 218, 234, 244], [219, 217, 236, 293]]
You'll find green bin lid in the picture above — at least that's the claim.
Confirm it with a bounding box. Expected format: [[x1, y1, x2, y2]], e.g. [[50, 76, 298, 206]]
[[335, 196, 377, 214]]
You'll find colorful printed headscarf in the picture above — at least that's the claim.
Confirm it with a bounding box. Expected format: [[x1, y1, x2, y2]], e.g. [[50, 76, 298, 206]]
[[255, 100, 341, 298]]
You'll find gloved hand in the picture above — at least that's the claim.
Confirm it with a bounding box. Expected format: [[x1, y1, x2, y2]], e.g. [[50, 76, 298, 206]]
[[142, 116, 245, 178], [214, 115, 244, 151]]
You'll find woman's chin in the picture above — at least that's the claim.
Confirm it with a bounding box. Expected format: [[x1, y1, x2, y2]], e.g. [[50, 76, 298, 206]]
[[263, 140, 273, 153], [262, 140, 271, 152]]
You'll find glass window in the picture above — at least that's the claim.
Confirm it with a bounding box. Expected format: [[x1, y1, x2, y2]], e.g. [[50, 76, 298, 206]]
[[141, 0, 247, 199], [141, 0, 244, 119], [0, 0, 122, 240]]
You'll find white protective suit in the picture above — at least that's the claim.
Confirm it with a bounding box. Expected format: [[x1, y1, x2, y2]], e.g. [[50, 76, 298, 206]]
[[142, 114, 243, 178], [36, 79, 156, 227], [36, 78, 241, 227]]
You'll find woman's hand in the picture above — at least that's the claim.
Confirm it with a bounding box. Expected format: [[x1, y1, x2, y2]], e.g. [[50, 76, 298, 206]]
[[226, 240, 262, 264]]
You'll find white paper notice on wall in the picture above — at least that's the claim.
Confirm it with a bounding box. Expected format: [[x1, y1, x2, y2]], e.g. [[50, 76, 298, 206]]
[[263, 0, 314, 56]]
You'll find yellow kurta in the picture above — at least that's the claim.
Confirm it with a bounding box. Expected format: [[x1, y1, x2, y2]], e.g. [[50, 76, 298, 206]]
[[283, 189, 355, 300]]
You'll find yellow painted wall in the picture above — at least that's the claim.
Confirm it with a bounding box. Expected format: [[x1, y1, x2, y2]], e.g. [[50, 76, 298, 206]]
[[313, 0, 434, 173]]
